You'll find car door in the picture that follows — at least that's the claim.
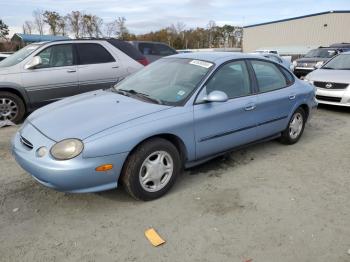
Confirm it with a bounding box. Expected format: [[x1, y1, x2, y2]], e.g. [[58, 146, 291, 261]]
[[22, 43, 78, 108], [76, 43, 122, 93], [249, 59, 298, 140], [193, 60, 258, 160]]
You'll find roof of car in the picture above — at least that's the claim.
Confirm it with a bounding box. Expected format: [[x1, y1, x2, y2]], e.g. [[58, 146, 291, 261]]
[[167, 52, 261, 63]]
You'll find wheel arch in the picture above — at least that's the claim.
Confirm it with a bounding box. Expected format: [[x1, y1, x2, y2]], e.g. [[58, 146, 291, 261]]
[[0, 86, 29, 111], [299, 104, 309, 120], [122, 133, 189, 172]]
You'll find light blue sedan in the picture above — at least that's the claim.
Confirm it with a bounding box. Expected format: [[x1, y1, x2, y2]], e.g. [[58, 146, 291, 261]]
[[12, 52, 317, 200]]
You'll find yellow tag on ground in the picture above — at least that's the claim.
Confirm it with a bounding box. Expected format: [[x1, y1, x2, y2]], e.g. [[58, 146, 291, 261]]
[[144, 228, 166, 247]]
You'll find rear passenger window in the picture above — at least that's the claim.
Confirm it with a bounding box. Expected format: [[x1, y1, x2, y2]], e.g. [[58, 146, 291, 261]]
[[156, 44, 176, 56], [77, 43, 115, 65], [139, 43, 157, 55], [251, 60, 287, 92], [280, 66, 294, 84]]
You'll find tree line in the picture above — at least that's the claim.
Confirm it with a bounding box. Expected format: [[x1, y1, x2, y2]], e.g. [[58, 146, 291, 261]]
[[1, 10, 242, 49]]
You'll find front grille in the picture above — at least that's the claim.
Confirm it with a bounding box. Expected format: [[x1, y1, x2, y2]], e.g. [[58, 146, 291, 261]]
[[297, 62, 315, 68], [20, 136, 33, 150], [314, 81, 348, 89], [316, 95, 342, 102]]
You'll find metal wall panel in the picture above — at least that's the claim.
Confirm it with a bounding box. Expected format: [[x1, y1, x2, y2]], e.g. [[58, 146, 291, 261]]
[[243, 13, 350, 52]]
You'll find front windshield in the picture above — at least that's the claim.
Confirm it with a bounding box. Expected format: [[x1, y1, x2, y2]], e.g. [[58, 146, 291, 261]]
[[114, 58, 213, 105], [0, 44, 42, 67], [304, 49, 337, 58], [322, 54, 350, 70]]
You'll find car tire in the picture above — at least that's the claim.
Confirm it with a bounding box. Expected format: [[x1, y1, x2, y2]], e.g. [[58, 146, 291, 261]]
[[279, 107, 306, 145], [0, 91, 25, 124], [121, 138, 181, 201]]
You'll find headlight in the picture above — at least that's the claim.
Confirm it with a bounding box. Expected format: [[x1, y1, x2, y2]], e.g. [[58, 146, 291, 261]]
[[304, 79, 314, 85], [315, 61, 324, 69], [50, 139, 84, 160]]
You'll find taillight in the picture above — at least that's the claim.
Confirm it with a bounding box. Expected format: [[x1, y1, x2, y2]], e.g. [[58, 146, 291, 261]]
[[137, 58, 149, 66]]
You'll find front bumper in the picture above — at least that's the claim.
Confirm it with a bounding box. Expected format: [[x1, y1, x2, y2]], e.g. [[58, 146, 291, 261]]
[[11, 123, 129, 193], [315, 87, 350, 107]]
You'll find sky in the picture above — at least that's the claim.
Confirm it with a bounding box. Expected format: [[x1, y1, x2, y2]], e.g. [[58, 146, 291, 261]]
[[1, 0, 349, 36]]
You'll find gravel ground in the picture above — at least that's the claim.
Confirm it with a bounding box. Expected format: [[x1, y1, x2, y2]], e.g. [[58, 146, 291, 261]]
[[0, 105, 349, 262]]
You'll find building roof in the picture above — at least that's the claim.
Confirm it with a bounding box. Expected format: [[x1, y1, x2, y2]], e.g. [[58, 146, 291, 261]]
[[244, 10, 350, 28], [11, 33, 70, 43]]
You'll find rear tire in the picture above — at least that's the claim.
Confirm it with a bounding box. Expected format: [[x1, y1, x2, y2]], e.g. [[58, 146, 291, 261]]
[[121, 138, 181, 201], [0, 91, 25, 124], [279, 107, 306, 145]]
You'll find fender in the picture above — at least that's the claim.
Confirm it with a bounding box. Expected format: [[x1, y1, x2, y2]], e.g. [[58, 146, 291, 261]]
[[0, 83, 32, 111]]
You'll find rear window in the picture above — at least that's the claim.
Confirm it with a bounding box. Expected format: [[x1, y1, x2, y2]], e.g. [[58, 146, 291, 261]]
[[76, 43, 115, 65], [107, 39, 144, 60], [138, 43, 176, 56]]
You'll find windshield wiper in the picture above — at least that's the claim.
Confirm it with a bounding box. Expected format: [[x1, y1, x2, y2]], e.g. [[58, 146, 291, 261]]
[[322, 67, 334, 69], [118, 89, 163, 105]]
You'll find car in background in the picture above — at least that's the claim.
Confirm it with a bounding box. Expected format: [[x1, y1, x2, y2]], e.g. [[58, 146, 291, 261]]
[[255, 49, 279, 55], [329, 43, 350, 49], [129, 41, 177, 63], [106, 39, 149, 66], [305, 51, 350, 107], [12, 52, 317, 200], [0, 53, 10, 62], [250, 52, 291, 70], [0, 39, 143, 123], [292, 47, 342, 78]]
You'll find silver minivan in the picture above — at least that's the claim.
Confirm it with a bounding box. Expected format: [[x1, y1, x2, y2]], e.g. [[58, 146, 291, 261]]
[[0, 40, 143, 123]]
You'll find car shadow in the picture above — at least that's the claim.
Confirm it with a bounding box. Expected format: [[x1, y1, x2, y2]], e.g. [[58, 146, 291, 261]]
[[317, 104, 350, 113]]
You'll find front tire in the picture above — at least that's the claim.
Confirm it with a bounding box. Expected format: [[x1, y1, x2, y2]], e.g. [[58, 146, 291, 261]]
[[121, 138, 181, 201], [0, 91, 25, 124], [279, 107, 306, 145]]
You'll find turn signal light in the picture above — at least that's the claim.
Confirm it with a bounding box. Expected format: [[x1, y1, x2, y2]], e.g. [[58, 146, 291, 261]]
[[95, 164, 113, 172]]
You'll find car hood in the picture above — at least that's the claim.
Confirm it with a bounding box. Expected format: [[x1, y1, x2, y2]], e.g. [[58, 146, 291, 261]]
[[306, 69, 350, 83], [28, 90, 172, 141], [296, 57, 329, 63]]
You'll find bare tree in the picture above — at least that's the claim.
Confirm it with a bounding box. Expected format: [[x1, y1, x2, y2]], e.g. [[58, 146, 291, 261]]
[[58, 17, 67, 36], [105, 21, 116, 37], [176, 21, 186, 38], [22, 21, 34, 34], [93, 15, 103, 38], [43, 11, 62, 35], [115, 17, 128, 39], [66, 11, 83, 38], [33, 9, 45, 35], [0, 19, 9, 39], [207, 20, 216, 47]]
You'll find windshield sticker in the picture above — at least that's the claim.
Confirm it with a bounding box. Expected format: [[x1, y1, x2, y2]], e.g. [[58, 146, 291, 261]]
[[177, 90, 186, 96], [189, 60, 213, 68]]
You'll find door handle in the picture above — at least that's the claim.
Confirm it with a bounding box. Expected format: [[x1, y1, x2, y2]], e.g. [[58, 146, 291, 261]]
[[245, 104, 256, 111], [112, 65, 119, 69], [67, 69, 76, 73], [289, 94, 296, 100]]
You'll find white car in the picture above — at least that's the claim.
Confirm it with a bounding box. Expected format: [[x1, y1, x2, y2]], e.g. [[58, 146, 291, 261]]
[[305, 51, 350, 107], [250, 52, 292, 70]]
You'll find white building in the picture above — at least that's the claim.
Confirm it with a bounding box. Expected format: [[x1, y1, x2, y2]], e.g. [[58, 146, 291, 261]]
[[243, 10, 350, 54]]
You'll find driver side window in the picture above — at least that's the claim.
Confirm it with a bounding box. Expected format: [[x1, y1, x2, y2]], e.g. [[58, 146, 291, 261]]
[[205, 60, 251, 99], [36, 44, 74, 69]]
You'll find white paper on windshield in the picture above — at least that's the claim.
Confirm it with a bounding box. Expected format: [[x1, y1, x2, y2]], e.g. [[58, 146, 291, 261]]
[[189, 60, 213, 68]]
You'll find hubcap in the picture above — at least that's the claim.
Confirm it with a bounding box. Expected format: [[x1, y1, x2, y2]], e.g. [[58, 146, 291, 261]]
[[0, 98, 18, 121], [139, 151, 174, 192], [289, 112, 303, 139]]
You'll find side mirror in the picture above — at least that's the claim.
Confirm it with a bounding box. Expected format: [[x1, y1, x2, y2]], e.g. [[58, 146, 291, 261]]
[[203, 90, 228, 103], [25, 56, 42, 69]]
